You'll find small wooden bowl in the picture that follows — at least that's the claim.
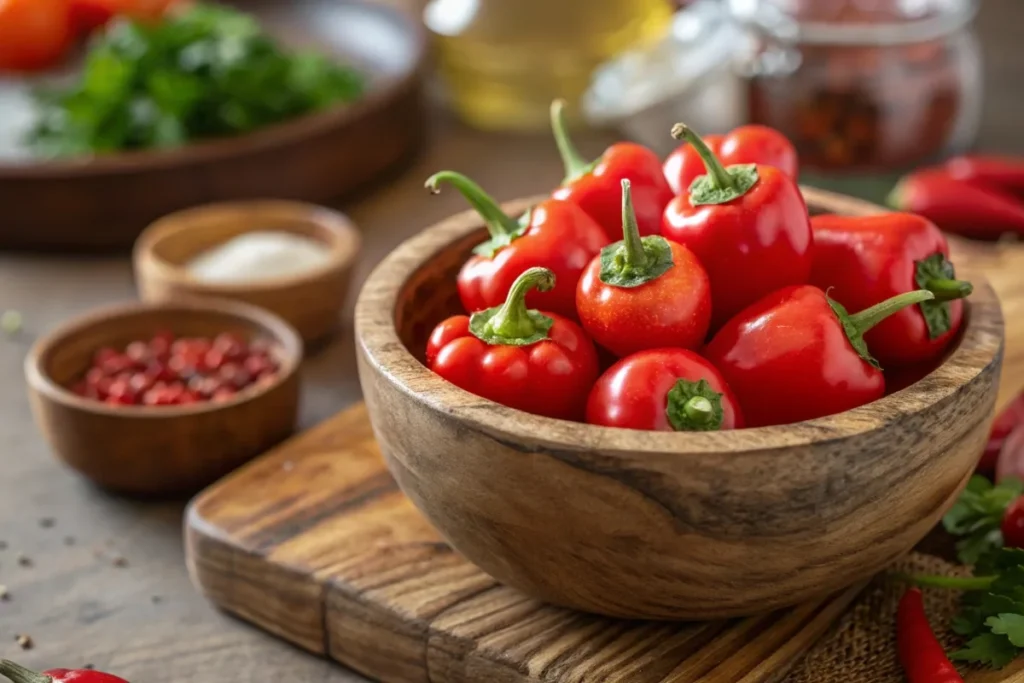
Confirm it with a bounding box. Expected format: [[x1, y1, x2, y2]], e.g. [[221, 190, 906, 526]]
[[133, 200, 361, 344], [355, 188, 1005, 620], [25, 299, 302, 496]]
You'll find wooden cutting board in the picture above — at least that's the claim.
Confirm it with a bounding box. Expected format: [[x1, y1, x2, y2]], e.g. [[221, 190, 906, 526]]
[[185, 239, 1024, 683]]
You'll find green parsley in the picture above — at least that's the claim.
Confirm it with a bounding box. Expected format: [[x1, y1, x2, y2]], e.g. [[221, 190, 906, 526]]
[[28, 3, 365, 157], [943, 475, 1024, 566]]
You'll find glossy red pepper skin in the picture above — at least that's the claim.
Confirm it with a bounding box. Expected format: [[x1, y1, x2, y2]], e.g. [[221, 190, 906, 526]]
[[1000, 495, 1024, 549], [550, 101, 673, 240], [663, 124, 798, 195], [890, 168, 1024, 240], [946, 154, 1024, 197], [704, 286, 882, 427], [586, 348, 743, 431], [457, 201, 608, 318], [809, 213, 969, 367], [896, 588, 965, 683], [0, 660, 129, 683], [979, 391, 1024, 475], [427, 269, 599, 421], [661, 125, 812, 331]]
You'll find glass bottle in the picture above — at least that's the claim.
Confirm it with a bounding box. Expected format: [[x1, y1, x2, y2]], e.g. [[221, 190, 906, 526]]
[[425, 0, 674, 132]]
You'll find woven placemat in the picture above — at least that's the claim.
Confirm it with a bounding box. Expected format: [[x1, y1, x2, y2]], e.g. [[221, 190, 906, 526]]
[[785, 553, 973, 682]]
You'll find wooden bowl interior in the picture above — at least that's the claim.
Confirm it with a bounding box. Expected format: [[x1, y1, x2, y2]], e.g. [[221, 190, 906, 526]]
[[140, 202, 360, 289], [36, 305, 300, 406]]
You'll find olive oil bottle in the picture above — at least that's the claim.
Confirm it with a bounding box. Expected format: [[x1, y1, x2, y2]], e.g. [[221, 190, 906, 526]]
[[425, 0, 673, 131]]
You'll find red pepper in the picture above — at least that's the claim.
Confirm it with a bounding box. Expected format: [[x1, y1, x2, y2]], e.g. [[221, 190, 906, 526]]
[[896, 588, 965, 683], [663, 124, 798, 196], [1000, 495, 1024, 550], [889, 168, 1024, 240], [426, 267, 599, 421], [997, 425, 1024, 485], [0, 660, 128, 683], [549, 100, 673, 241], [809, 212, 972, 368], [427, 171, 609, 320], [661, 124, 813, 331], [576, 180, 711, 358], [946, 154, 1024, 197], [585, 348, 743, 431], [704, 285, 935, 427], [980, 391, 1024, 475]]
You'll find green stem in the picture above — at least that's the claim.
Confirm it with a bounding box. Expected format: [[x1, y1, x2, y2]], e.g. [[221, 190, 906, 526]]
[[0, 660, 52, 683], [425, 171, 521, 243], [550, 99, 593, 183], [483, 268, 555, 340], [908, 574, 997, 591], [848, 289, 936, 335], [925, 278, 974, 302], [683, 396, 714, 426], [619, 180, 648, 269], [671, 123, 734, 190]]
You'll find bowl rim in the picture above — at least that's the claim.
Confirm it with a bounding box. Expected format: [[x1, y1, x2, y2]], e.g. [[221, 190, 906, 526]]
[[0, 0, 426, 179], [354, 188, 1005, 455], [25, 298, 303, 418], [132, 199, 363, 293]]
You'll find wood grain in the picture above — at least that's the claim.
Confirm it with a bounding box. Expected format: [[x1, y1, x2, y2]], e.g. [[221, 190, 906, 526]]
[[133, 200, 362, 343], [24, 299, 302, 495], [186, 403, 869, 683], [0, 0, 425, 252], [354, 189, 1004, 620]]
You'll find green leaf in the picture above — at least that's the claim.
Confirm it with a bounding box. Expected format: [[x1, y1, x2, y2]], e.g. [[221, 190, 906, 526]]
[[987, 614, 1024, 647], [942, 476, 1024, 566], [951, 633, 1019, 668]]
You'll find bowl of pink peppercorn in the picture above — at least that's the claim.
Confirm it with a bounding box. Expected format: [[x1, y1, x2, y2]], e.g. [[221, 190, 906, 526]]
[[24, 298, 302, 496]]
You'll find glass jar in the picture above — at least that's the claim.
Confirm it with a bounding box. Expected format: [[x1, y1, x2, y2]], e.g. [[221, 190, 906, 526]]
[[734, 0, 981, 173], [425, 0, 673, 132]]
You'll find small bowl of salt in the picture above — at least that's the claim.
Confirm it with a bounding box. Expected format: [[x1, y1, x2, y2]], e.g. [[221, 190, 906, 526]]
[[134, 200, 361, 344]]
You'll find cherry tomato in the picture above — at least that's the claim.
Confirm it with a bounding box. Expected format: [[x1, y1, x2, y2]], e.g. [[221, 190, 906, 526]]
[[1001, 495, 1024, 550], [0, 0, 75, 73]]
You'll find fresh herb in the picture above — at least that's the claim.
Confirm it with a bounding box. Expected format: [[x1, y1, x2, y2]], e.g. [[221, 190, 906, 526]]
[[914, 548, 1024, 668], [943, 475, 1024, 566], [29, 3, 366, 157]]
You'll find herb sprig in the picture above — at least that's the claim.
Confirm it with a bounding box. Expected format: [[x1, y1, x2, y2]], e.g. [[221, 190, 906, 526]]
[[29, 3, 366, 157]]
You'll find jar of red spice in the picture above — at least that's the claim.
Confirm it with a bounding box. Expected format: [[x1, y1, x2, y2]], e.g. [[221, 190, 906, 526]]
[[734, 0, 981, 172]]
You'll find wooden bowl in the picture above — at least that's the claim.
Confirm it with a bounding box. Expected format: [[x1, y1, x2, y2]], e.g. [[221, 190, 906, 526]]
[[134, 200, 361, 344], [25, 299, 302, 496], [0, 0, 425, 251], [354, 188, 1005, 620]]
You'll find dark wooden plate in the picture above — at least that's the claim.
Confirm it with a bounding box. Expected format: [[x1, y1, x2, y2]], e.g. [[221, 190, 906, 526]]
[[0, 0, 427, 252]]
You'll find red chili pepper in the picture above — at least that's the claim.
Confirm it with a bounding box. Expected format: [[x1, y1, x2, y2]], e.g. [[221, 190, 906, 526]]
[[0, 660, 129, 683], [1000, 495, 1024, 550], [661, 123, 813, 330], [576, 180, 711, 358], [946, 154, 1024, 197], [809, 212, 972, 367], [426, 267, 599, 421], [979, 391, 1024, 475], [896, 588, 965, 683], [889, 168, 1024, 240], [663, 124, 798, 196], [426, 171, 608, 320], [586, 348, 743, 431], [549, 100, 673, 241], [704, 285, 934, 427]]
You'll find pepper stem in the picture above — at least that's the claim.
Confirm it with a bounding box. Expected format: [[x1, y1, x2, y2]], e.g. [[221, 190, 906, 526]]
[[906, 574, 997, 591], [671, 123, 734, 190], [684, 396, 714, 425], [925, 278, 974, 302], [848, 290, 937, 335], [550, 99, 595, 184], [425, 171, 522, 244], [0, 661, 52, 683], [619, 180, 648, 269], [469, 268, 556, 347]]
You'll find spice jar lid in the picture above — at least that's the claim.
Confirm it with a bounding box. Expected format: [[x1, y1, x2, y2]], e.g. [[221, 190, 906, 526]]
[[582, 0, 754, 127], [728, 0, 978, 46]]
